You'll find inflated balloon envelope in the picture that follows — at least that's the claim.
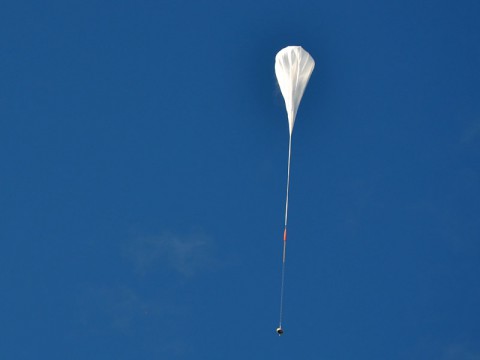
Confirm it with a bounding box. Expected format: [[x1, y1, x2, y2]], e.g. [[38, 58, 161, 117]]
[[275, 46, 315, 135], [274, 46, 314, 335]]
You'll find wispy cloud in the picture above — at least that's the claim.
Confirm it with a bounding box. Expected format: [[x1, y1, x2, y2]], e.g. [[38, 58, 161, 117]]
[[75, 281, 188, 354], [123, 231, 214, 277], [76, 230, 215, 346], [442, 344, 480, 360], [461, 119, 480, 145], [77, 285, 150, 334]]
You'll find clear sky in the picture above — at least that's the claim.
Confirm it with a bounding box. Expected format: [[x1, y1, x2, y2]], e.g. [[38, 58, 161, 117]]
[[1, 0, 479, 359]]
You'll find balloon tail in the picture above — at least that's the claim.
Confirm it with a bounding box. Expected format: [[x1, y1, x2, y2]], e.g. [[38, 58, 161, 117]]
[[279, 234, 287, 328], [279, 134, 292, 330]]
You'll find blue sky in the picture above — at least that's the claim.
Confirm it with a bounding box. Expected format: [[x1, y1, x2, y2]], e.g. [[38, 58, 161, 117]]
[[1, 0, 479, 359]]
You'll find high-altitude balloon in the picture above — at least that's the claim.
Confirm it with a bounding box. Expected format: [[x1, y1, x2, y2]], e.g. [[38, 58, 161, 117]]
[[274, 46, 315, 335], [275, 46, 315, 135]]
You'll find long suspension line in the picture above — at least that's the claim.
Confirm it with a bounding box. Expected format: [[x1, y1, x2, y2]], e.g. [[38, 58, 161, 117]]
[[278, 134, 292, 334]]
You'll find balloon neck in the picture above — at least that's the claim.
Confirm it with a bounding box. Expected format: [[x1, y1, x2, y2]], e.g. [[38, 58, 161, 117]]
[[288, 110, 296, 135]]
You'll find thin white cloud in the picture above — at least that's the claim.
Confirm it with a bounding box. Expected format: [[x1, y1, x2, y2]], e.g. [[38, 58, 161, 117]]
[[442, 344, 480, 360], [461, 119, 480, 144], [76, 285, 147, 334], [123, 231, 214, 277], [75, 282, 185, 344], [76, 230, 215, 345]]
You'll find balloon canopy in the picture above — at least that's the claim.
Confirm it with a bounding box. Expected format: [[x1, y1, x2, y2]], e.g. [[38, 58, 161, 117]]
[[275, 46, 315, 135]]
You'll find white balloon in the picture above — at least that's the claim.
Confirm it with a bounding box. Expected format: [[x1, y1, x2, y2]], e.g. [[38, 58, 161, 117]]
[[274, 46, 315, 331], [275, 46, 315, 135]]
